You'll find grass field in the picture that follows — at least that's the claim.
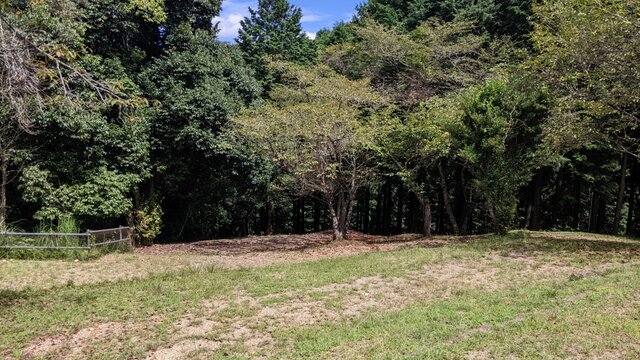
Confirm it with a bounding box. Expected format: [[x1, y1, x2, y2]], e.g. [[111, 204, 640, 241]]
[[1, 231, 640, 359]]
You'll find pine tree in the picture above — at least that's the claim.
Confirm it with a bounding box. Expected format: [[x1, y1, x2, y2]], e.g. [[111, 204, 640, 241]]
[[236, 0, 316, 82]]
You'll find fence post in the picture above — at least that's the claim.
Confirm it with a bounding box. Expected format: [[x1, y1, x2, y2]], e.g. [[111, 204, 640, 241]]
[[86, 230, 92, 255], [129, 226, 136, 250]]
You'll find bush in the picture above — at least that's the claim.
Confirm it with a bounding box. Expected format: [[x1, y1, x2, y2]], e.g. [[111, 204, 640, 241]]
[[134, 203, 163, 246]]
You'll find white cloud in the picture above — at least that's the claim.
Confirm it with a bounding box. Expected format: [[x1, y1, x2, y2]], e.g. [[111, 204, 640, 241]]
[[305, 31, 317, 40], [301, 12, 325, 23], [213, 13, 246, 39], [212, 1, 328, 41], [213, 0, 255, 40]]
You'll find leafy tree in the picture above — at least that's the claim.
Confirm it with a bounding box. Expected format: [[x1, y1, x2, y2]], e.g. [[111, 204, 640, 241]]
[[378, 98, 458, 236], [357, 0, 532, 39], [141, 24, 264, 241], [79, 0, 167, 68], [356, 0, 408, 28], [234, 62, 388, 240], [315, 21, 356, 49], [325, 19, 495, 109], [452, 78, 552, 233], [1, 0, 145, 229], [237, 0, 316, 82], [532, 0, 640, 156], [165, 0, 221, 32]]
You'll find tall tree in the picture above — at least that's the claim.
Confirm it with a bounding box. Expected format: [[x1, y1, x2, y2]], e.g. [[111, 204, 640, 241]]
[[237, 0, 316, 82], [357, 0, 533, 39], [234, 62, 388, 240], [452, 77, 553, 233], [325, 19, 498, 109], [533, 0, 640, 157], [1, 0, 142, 229], [141, 24, 264, 242]]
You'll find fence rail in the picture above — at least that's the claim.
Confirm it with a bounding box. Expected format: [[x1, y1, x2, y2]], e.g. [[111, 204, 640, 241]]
[[0, 226, 134, 251]]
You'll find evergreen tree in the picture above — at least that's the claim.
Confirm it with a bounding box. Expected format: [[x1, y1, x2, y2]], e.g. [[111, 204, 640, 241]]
[[358, 0, 532, 39], [237, 0, 316, 82]]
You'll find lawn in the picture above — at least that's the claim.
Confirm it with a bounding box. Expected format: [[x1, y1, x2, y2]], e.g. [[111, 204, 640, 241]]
[[1, 231, 639, 359]]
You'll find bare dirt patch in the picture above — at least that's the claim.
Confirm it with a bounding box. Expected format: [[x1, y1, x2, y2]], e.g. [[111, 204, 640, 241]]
[[24, 316, 163, 359], [17, 235, 640, 360], [148, 253, 599, 359], [135, 231, 431, 256], [1, 232, 446, 292]]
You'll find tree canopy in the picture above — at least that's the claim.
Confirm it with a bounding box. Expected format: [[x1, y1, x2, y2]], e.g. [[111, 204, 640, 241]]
[[0, 0, 638, 242]]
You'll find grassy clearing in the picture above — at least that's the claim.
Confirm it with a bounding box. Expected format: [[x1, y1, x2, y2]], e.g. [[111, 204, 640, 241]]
[[1, 232, 639, 359]]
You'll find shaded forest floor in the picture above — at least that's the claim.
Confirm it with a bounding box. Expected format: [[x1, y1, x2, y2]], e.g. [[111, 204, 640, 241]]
[[2, 231, 640, 359]]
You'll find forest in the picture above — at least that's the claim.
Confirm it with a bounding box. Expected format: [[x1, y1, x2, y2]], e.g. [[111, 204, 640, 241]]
[[1, 0, 638, 244]]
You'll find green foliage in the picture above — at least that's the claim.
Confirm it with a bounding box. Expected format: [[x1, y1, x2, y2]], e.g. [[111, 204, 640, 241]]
[[35, 214, 79, 234], [235, 62, 387, 191], [454, 78, 553, 233], [325, 19, 496, 108], [166, 0, 222, 31], [1, 0, 638, 241], [378, 97, 458, 204], [141, 24, 265, 241], [357, 0, 532, 39], [315, 22, 356, 49], [234, 62, 389, 239], [237, 0, 317, 83], [532, 0, 640, 154], [134, 202, 163, 246], [20, 166, 137, 222], [0, 214, 90, 260]]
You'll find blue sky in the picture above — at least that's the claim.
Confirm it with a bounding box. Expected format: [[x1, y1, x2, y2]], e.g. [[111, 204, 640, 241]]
[[214, 0, 362, 42]]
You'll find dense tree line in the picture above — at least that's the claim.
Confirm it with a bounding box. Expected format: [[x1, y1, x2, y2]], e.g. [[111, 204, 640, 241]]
[[0, 0, 638, 243]]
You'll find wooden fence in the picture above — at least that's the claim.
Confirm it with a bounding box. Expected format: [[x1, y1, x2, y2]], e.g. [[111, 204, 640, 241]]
[[0, 226, 134, 251]]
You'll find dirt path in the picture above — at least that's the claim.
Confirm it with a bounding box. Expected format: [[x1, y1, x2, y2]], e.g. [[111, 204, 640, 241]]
[[1, 232, 449, 291]]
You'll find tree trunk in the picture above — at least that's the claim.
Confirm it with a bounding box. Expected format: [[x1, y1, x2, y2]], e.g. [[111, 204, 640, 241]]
[[422, 200, 432, 238], [342, 193, 355, 239], [437, 161, 460, 235], [627, 158, 638, 236], [362, 187, 370, 233], [299, 197, 305, 233], [573, 177, 582, 229], [0, 152, 7, 229], [292, 197, 298, 234], [327, 196, 343, 241], [396, 182, 404, 234], [550, 169, 564, 229], [374, 188, 383, 234], [417, 196, 432, 238], [589, 192, 600, 233], [265, 198, 273, 235], [454, 165, 471, 234], [313, 197, 321, 232], [524, 202, 532, 230], [382, 180, 392, 235], [596, 196, 607, 233], [327, 191, 355, 241], [530, 170, 544, 230], [613, 153, 628, 234]]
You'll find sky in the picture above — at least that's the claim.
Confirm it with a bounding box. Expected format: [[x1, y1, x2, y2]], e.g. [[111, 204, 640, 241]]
[[213, 0, 362, 42]]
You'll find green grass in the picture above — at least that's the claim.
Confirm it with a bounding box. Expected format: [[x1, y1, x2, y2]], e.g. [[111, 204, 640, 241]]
[[276, 268, 640, 359], [1, 232, 639, 359], [0, 216, 131, 260]]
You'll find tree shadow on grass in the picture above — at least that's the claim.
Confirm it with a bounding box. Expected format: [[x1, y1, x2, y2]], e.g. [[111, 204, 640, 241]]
[[469, 231, 640, 257]]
